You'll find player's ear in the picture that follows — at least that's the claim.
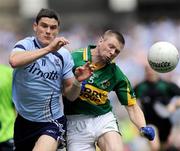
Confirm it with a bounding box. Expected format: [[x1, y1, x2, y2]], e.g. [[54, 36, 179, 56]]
[[99, 37, 103, 43], [33, 22, 37, 32], [57, 27, 60, 33]]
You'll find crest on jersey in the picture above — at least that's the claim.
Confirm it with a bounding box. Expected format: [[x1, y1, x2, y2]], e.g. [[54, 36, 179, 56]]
[[100, 80, 110, 89], [54, 59, 61, 67]]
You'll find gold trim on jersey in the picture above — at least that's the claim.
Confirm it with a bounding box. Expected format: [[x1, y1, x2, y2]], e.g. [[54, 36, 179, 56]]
[[83, 47, 105, 70], [79, 84, 108, 105], [127, 87, 136, 106]]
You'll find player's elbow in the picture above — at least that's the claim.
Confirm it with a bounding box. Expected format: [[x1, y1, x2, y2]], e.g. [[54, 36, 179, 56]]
[[64, 93, 78, 101], [9, 56, 18, 68]]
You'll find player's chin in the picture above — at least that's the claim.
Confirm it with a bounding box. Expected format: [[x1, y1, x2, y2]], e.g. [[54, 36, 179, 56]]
[[42, 39, 52, 46], [105, 57, 112, 64]]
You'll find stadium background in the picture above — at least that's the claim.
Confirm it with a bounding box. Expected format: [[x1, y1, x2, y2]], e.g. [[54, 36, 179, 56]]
[[0, 0, 180, 150]]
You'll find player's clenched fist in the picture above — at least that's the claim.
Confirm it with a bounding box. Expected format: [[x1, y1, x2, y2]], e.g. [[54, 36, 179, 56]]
[[140, 126, 155, 141], [47, 37, 70, 52]]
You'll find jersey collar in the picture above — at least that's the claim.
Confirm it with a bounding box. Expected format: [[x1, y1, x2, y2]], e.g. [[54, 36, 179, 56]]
[[83, 45, 96, 62], [33, 37, 43, 49]]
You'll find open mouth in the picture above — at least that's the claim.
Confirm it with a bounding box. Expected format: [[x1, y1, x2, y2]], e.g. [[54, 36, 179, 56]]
[[44, 36, 51, 40]]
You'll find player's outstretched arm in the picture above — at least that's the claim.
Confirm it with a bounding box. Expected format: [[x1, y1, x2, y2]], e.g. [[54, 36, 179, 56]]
[[63, 62, 93, 101], [125, 104, 155, 141], [9, 37, 69, 68]]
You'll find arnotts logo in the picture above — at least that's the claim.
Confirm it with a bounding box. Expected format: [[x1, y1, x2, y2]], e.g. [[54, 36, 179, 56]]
[[25, 63, 58, 80]]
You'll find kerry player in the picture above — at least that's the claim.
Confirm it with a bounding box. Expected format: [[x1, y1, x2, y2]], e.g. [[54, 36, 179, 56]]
[[64, 30, 155, 151]]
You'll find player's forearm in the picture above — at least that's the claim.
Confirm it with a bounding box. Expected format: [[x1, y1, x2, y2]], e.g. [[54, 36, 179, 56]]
[[9, 47, 50, 68], [126, 104, 155, 141], [126, 104, 146, 130], [64, 79, 82, 101]]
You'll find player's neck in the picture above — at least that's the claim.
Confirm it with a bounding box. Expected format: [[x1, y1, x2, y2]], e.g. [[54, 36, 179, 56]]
[[91, 48, 100, 62], [91, 49, 105, 70]]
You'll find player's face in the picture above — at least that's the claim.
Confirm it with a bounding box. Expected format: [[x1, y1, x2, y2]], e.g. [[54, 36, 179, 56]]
[[33, 17, 59, 46], [97, 36, 124, 63]]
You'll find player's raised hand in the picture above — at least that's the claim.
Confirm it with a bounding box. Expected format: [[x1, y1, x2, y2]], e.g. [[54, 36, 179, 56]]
[[47, 37, 70, 52], [140, 126, 155, 141], [75, 62, 94, 82]]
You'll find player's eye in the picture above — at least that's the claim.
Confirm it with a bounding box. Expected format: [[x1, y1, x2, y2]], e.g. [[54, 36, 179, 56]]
[[50, 25, 58, 30], [40, 23, 48, 28]]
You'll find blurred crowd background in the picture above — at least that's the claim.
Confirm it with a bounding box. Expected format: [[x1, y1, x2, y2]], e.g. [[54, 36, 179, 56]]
[[1, 0, 180, 85], [1, 0, 180, 150]]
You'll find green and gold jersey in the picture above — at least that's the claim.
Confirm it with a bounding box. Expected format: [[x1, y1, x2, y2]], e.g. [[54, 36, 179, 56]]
[[64, 45, 136, 116], [0, 65, 16, 142]]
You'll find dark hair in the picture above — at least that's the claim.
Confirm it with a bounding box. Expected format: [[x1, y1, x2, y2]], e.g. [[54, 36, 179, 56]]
[[35, 8, 60, 25], [103, 30, 125, 45]]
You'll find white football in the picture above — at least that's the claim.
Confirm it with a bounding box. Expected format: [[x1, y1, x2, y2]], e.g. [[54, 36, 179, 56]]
[[147, 41, 179, 73]]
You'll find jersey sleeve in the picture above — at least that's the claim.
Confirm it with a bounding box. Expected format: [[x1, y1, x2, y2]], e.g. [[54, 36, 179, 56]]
[[113, 65, 137, 106], [58, 48, 74, 79], [12, 38, 32, 52]]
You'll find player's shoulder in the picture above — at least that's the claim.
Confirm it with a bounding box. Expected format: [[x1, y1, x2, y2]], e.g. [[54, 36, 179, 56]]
[[71, 48, 84, 59], [71, 48, 84, 55], [109, 63, 129, 80], [58, 47, 71, 55], [109, 62, 123, 72], [57, 47, 72, 62], [14, 36, 35, 50], [16, 36, 34, 44], [159, 79, 177, 88]]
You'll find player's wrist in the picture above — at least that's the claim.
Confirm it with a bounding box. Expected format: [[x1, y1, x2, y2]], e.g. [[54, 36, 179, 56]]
[[73, 78, 82, 88], [139, 126, 145, 132]]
